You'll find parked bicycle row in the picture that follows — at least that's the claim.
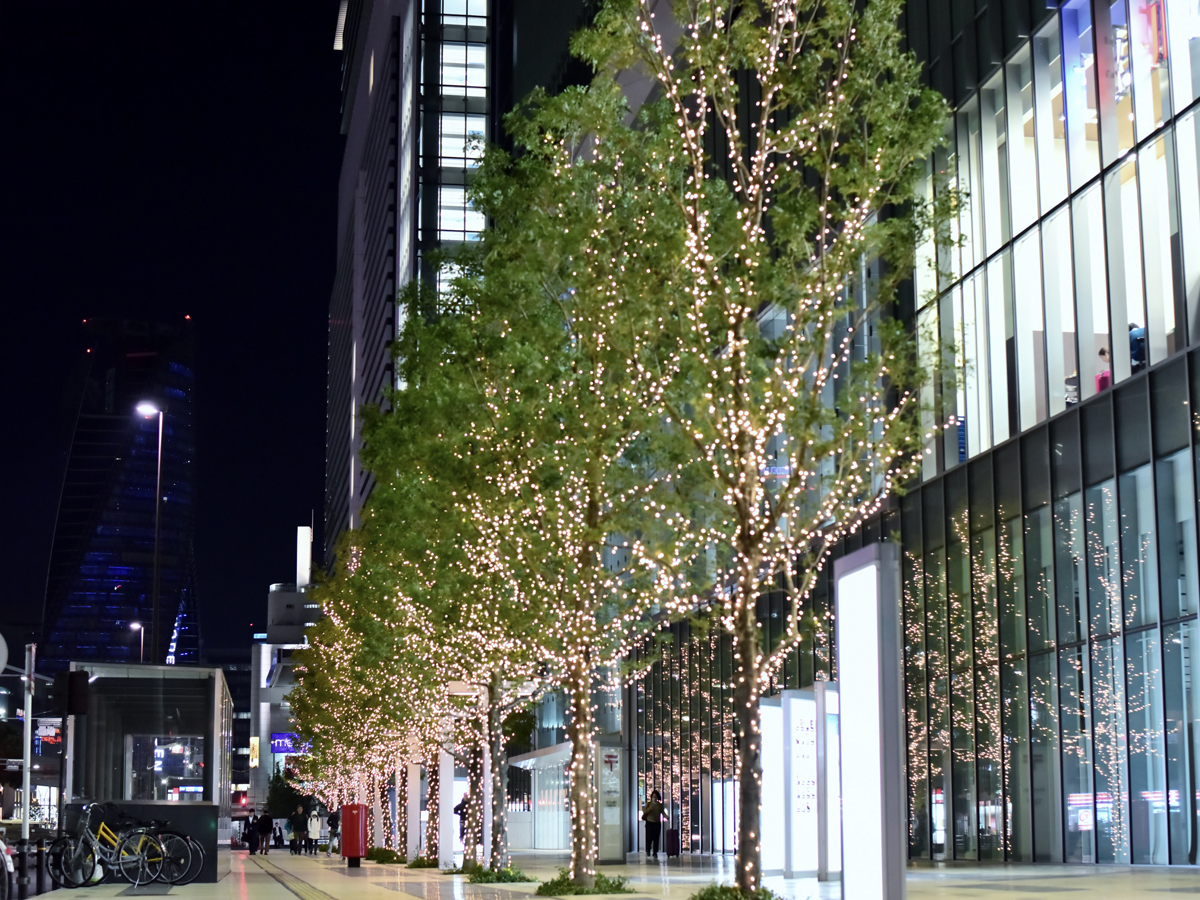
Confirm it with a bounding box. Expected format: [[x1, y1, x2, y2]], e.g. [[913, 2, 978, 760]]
[[49, 802, 205, 888]]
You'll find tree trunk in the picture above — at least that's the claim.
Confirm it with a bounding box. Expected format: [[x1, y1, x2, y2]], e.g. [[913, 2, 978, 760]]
[[466, 741, 485, 864], [488, 675, 510, 871], [566, 661, 597, 888], [733, 609, 763, 894], [397, 766, 408, 857]]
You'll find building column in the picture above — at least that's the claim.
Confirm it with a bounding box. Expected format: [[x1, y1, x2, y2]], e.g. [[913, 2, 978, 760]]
[[407, 762, 421, 858], [438, 749, 455, 868]]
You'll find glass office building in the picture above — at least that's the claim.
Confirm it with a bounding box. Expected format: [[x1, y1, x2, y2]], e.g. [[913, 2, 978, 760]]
[[627, 0, 1200, 869]]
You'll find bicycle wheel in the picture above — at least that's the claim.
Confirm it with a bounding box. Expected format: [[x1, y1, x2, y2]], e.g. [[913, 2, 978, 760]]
[[115, 832, 164, 886], [175, 836, 205, 886], [60, 840, 100, 889], [156, 831, 192, 884], [47, 836, 74, 888]]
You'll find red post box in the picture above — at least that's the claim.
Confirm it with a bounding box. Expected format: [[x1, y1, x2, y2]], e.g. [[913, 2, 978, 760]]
[[340, 803, 369, 866]]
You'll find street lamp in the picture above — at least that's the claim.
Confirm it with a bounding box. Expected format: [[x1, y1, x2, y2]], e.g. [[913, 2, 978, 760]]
[[136, 401, 164, 663], [130, 622, 144, 663]]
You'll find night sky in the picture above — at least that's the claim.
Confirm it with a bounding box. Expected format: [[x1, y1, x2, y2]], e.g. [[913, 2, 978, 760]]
[[0, 1, 344, 650]]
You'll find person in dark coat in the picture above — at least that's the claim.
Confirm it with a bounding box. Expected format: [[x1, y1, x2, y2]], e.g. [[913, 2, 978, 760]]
[[325, 809, 340, 857], [288, 804, 307, 855], [247, 815, 260, 854], [641, 790, 665, 860], [258, 813, 274, 855]]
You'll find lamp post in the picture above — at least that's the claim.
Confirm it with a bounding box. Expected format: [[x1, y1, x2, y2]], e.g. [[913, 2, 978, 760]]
[[130, 622, 144, 664], [136, 401, 164, 664]]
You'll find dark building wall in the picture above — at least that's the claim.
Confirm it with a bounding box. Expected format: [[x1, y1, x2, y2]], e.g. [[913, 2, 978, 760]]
[[42, 319, 200, 671]]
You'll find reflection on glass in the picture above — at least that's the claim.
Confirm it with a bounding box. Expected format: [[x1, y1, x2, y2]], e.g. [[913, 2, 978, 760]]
[[1073, 186, 1110, 400], [1125, 629, 1167, 864], [1138, 133, 1182, 362], [439, 42, 487, 97], [1129, 0, 1172, 140], [1007, 47, 1040, 233], [438, 113, 486, 167], [980, 72, 1011, 254], [904, 547, 930, 858], [1162, 620, 1200, 865], [1055, 492, 1088, 643], [1026, 506, 1055, 650], [1086, 479, 1122, 637], [1157, 449, 1198, 620], [973, 528, 1004, 858], [1104, 158, 1145, 383], [936, 121, 961, 290], [1014, 229, 1048, 429], [1043, 209, 1079, 414], [1001, 658, 1031, 860], [1092, 637, 1130, 864], [962, 275, 990, 456], [1119, 464, 1160, 628], [957, 101, 986, 273], [949, 532, 977, 858], [1095, 0, 1137, 165], [1060, 645, 1095, 863], [1061, 0, 1102, 186], [1030, 651, 1063, 861], [926, 549, 951, 859], [1034, 19, 1070, 211], [920, 302, 939, 480]]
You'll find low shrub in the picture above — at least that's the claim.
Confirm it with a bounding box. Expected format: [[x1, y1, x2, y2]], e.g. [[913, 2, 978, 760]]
[[406, 855, 441, 868], [469, 866, 534, 884], [535, 869, 633, 895], [365, 847, 407, 864], [686, 884, 780, 900], [442, 860, 485, 875]]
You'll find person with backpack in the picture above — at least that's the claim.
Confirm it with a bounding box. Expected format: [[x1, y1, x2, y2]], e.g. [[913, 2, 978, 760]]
[[326, 809, 340, 857], [257, 813, 274, 855], [641, 790, 665, 860]]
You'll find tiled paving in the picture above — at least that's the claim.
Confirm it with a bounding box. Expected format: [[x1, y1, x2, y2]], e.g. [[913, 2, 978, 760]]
[[30, 848, 1200, 900]]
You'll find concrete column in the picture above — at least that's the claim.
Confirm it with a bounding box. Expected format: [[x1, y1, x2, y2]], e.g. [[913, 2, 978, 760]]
[[438, 750, 455, 868], [482, 743, 492, 867], [406, 763, 421, 858]]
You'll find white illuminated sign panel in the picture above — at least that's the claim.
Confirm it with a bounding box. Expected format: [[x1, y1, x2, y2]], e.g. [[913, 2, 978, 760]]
[[835, 542, 905, 900], [759, 701, 785, 873]]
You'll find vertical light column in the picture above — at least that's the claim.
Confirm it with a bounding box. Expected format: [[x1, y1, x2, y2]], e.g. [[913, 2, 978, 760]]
[[834, 542, 905, 900], [407, 762, 422, 858], [815, 681, 841, 882], [438, 750, 455, 868], [482, 744, 492, 866]]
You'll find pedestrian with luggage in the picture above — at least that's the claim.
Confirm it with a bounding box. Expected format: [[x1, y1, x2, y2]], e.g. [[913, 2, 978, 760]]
[[641, 790, 665, 860], [258, 813, 274, 855]]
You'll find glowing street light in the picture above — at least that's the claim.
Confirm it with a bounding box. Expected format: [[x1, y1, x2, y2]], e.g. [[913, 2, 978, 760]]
[[130, 622, 144, 663], [136, 400, 165, 662]]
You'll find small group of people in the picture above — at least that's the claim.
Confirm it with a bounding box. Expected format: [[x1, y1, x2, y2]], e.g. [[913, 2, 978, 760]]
[[241, 806, 339, 857]]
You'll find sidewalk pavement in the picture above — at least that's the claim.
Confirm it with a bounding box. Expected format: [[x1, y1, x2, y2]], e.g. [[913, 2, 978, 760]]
[[30, 847, 1200, 899]]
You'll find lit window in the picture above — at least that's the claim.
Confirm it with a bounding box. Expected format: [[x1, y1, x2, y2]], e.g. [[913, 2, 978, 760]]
[[439, 113, 487, 167], [438, 186, 485, 241], [440, 43, 487, 97], [442, 0, 487, 28]]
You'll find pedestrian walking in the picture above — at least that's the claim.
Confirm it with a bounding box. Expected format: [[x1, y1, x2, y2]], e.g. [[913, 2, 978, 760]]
[[247, 815, 260, 855], [258, 813, 274, 856], [275, 825, 284, 848], [641, 790, 665, 860], [325, 809, 340, 857], [289, 804, 307, 855], [307, 809, 321, 855]]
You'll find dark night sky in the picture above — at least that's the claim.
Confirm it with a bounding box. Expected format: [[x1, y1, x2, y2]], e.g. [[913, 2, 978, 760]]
[[0, 1, 344, 650]]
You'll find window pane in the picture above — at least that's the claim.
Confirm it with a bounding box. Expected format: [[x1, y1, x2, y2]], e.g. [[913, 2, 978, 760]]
[[1043, 208, 1079, 414], [1015, 228, 1048, 429], [1030, 651, 1063, 861], [1060, 645, 1095, 863], [926, 549, 951, 859], [1167, 0, 1200, 107], [1006, 47, 1040, 233], [1129, 0, 1172, 140], [1118, 464, 1159, 628], [980, 71, 1011, 254], [1176, 112, 1200, 347], [1073, 185, 1111, 399], [1054, 492, 1088, 644], [1139, 133, 1183, 362], [1001, 658, 1030, 859], [1086, 479, 1121, 637], [1026, 505, 1055, 651], [1125, 629, 1167, 864], [440, 42, 487, 97], [1094, 0, 1137, 165], [957, 101, 986, 272], [1091, 636, 1130, 864], [936, 122, 961, 290], [1157, 448, 1199, 620], [948, 533, 977, 858], [1033, 19, 1070, 211], [1104, 158, 1145, 383], [1062, 0, 1102, 186], [919, 301, 940, 480], [987, 251, 1016, 442], [973, 529, 1004, 859], [438, 113, 486, 167], [904, 533, 930, 858], [963, 274, 991, 455], [1162, 620, 1200, 865], [437, 186, 485, 241]]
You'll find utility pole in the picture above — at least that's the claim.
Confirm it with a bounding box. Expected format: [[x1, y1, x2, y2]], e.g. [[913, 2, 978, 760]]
[[22, 643, 35, 841]]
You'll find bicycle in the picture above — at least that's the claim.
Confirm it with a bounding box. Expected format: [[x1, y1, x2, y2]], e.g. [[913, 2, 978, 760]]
[[52, 804, 165, 887]]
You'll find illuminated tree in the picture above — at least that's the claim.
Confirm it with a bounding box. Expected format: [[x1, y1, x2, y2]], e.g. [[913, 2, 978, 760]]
[[552, 0, 948, 891]]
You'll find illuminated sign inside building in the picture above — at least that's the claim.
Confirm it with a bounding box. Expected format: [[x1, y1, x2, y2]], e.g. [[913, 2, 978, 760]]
[[270, 733, 309, 755], [248, 736, 259, 769]]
